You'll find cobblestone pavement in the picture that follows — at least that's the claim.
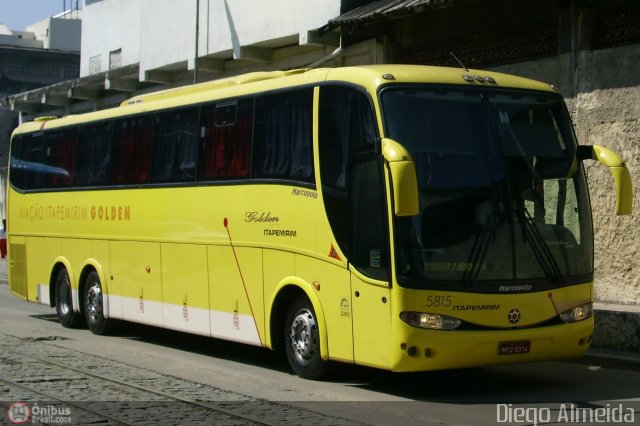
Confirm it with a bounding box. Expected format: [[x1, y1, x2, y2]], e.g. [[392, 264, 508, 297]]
[[0, 333, 364, 425]]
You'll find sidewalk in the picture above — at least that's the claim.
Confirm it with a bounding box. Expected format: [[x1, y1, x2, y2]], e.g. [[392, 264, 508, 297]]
[[0, 258, 6, 285]]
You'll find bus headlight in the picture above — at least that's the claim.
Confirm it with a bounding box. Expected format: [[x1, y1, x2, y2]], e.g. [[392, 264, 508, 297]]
[[400, 312, 462, 330], [559, 303, 593, 323]]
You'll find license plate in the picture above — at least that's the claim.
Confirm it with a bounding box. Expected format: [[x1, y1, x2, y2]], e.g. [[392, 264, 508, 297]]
[[498, 340, 531, 355]]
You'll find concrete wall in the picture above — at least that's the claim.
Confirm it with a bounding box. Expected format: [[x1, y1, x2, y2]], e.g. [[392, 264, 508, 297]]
[[48, 18, 82, 51], [26, 17, 81, 52], [574, 47, 640, 305], [0, 25, 43, 49], [204, 0, 338, 53], [25, 19, 50, 46], [81, 0, 341, 78], [495, 45, 640, 306], [80, 0, 142, 76], [139, 0, 194, 75]]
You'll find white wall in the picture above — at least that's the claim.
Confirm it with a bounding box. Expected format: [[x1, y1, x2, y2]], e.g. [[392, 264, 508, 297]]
[[48, 18, 82, 51], [80, 0, 142, 76], [207, 0, 338, 53], [81, 0, 341, 78], [0, 25, 43, 48], [25, 19, 48, 45], [25, 17, 81, 52], [139, 0, 196, 74]]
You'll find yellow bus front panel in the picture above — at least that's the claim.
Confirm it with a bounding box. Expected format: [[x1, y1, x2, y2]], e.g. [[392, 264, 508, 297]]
[[388, 284, 594, 372], [390, 319, 593, 372]]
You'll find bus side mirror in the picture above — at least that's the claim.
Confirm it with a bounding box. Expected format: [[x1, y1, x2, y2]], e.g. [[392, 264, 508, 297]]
[[381, 138, 419, 217], [577, 145, 633, 216]]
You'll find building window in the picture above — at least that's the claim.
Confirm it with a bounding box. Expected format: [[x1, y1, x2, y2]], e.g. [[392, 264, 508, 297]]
[[109, 49, 122, 70], [89, 55, 101, 74]]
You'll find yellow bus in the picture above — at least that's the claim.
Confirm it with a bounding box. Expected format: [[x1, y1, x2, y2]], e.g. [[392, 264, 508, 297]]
[[7, 65, 632, 379]]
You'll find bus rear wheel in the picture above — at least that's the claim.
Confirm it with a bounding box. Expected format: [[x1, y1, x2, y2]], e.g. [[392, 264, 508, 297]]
[[54, 269, 83, 328], [284, 296, 330, 380], [84, 271, 112, 335]]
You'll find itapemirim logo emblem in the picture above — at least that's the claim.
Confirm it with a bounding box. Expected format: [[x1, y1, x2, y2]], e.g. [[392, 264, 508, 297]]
[[7, 401, 30, 424], [508, 308, 521, 324]]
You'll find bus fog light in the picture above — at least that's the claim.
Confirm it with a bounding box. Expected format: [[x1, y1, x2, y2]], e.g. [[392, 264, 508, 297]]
[[559, 303, 593, 323], [400, 312, 462, 330]]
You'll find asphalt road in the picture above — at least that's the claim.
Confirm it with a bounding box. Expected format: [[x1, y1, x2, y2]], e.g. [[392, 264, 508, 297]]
[[1, 271, 639, 425]]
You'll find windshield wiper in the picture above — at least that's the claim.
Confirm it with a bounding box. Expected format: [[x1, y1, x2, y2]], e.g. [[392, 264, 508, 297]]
[[461, 229, 491, 287], [518, 208, 565, 286]]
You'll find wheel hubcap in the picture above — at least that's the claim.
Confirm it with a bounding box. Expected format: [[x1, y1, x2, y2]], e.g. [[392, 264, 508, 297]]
[[290, 309, 317, 362], [86, 283, 103, 322]]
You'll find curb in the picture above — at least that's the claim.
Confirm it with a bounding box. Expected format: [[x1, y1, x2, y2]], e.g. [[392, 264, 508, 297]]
[[581, 347, 640, 370], [592, 306, 640, 354]]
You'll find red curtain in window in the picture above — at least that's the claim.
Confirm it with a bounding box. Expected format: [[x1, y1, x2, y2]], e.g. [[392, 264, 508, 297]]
[[203, 111, 251, 179], [49, 134, 77, 187], [114, 120, 152, 184]]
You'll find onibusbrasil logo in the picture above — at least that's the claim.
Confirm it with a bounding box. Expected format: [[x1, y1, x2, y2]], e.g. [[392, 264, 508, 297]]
[[6, 402, 72, 424], [6, 402, 30, 424]]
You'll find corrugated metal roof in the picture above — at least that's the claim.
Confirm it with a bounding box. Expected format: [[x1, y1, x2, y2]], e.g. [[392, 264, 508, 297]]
[[329, 0, 453, 25]]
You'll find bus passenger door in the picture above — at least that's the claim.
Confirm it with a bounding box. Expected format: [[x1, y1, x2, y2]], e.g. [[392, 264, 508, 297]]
[[349, 156, 392, 369]]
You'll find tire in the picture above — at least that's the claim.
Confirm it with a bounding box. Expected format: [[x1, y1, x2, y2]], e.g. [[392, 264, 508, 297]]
[[284, 296, 330, 380], [83, 271, 112, 335], [54, 269, 83, 328]]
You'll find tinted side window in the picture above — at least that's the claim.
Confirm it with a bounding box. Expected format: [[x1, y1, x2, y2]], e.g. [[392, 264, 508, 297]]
[[77, 122, 113, 186], [45, 129, 78, 188], [318, 85, 377, 256], [9, 129, 78, 190], [199, 99, 253, 180], [152, 107, 199, 182], [350, 156, 389, 280], [252, 89, 314, 181], [112, 116, 152, 184], [10, 133, 45, 190], [319, 86, 376, 190]]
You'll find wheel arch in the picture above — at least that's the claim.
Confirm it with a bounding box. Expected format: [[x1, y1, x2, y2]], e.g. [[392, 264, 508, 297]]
[[267, 277, 329, 361], [48, 258, 108, 316], [48, 257, 75, 310]]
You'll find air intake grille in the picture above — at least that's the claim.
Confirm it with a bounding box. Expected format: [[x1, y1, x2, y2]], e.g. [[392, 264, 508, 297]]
[[593, 2, 640, 50], [9, 243, 28, 299], [400, 19, 559, 69]]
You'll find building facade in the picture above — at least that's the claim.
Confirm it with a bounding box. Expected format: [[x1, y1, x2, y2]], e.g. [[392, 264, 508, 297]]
[[330, 0, 640, 306], [0, 13, 81, 212], [81, 0, 344, 83]]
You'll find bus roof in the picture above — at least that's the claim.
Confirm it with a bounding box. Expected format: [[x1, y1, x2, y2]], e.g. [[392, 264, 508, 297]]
[[13, 64, 557, 135]]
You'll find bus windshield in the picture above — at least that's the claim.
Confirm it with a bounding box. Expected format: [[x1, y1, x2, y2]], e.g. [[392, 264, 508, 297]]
[[381, 87, 594, 293]]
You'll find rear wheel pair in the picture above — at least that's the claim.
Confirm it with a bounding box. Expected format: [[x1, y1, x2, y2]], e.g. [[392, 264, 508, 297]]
[[54, 269, 111, 335]]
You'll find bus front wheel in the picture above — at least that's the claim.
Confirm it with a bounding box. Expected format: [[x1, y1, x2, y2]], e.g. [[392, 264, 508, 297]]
[[84, 271, 112, 335], [284, 296, 330, 380], [54, 269, 83, 328]]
